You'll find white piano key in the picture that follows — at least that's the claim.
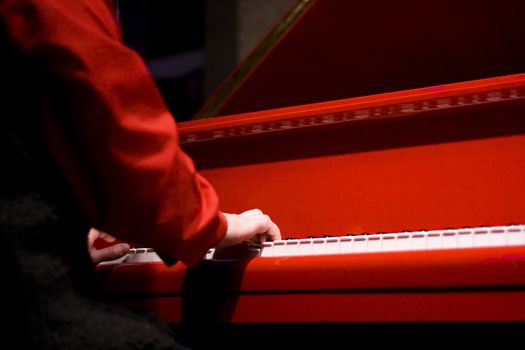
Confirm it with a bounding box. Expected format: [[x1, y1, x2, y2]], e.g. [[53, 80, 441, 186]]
[[457, 228, 475, 248], [396, 234, 408, 251], [409, 232, 427, 250], [473, 228, 491, 247], [311, 238, 327, 255], [325, 238, 340, 254], [426, 231, 443, 249], [380, 234, 397, 252], [441, 229, 459, 249], [272, 241, 286, 256], [488, 226, 508, 246], [298, 239, 314, 256], [366, 235, 382, 252], [285, 240, 300, 256], [338, 236, 354, 253], [393, 233, 411, 251], [352, 236, 368, 253], [507, 225, 525, 245], [260, 242, 274, 257]]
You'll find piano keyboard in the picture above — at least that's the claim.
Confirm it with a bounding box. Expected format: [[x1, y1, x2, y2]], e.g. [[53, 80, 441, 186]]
[[101, 224, 525, 265]]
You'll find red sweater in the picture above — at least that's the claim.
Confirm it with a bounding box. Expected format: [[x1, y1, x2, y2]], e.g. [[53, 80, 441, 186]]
[[0, 0, 227, 266]]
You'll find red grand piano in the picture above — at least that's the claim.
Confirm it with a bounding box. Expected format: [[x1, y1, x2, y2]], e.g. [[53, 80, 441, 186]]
[[99, 0, 525, 345], [100, 73, 525, 341]]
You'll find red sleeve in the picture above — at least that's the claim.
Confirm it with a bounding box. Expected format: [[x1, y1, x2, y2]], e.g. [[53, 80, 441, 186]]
[[0, 0, 227, 266]]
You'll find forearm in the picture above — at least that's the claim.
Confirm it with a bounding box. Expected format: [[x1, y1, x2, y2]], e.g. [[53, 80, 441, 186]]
[[0, 0, 227, 266]]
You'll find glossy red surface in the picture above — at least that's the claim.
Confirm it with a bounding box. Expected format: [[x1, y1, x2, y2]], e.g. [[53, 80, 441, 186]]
[[101, 246, 525, 322], [101, 73, 525, 323], [113, 292, 525, 323], [227, 291, 525, 322]]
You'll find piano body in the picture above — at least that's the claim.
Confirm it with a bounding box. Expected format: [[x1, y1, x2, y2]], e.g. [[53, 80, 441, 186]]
[[99, 0, 525, 344], [100, 74, 525, 337]]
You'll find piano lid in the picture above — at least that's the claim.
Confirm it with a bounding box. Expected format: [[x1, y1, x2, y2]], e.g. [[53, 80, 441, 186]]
[[197, 0, 525, 118]]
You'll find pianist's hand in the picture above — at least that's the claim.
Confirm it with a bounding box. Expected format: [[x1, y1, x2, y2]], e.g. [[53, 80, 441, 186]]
[[88, 228, 130, 264], [219, 209, 281, 247]]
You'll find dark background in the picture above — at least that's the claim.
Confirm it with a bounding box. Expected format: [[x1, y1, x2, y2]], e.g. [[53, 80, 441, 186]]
[[117, 0, 293, 121], [117, 0, 525, 122], [119, 1, 207, 122]]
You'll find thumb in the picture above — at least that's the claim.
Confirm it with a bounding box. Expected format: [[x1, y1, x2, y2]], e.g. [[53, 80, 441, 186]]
[[91, 242, 130, 264]]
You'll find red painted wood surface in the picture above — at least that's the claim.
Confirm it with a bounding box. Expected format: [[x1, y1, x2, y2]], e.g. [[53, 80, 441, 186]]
[[101, 73, 525, 323], [101, 246, 525, 322]]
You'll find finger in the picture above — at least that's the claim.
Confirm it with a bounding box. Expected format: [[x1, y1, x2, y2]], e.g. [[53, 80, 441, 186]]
[[253, 222, 281, 243], [252, 214, 281, 243], [240, 208, 263, 217], [257, 233, 268, 243], [266, 221, 282, 241], [250, 214, 272, 233], [91, 243, 130, 264], [88, 228, 100, 246], [88, 228, 117, 244], [98, 231, 116, 242]]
